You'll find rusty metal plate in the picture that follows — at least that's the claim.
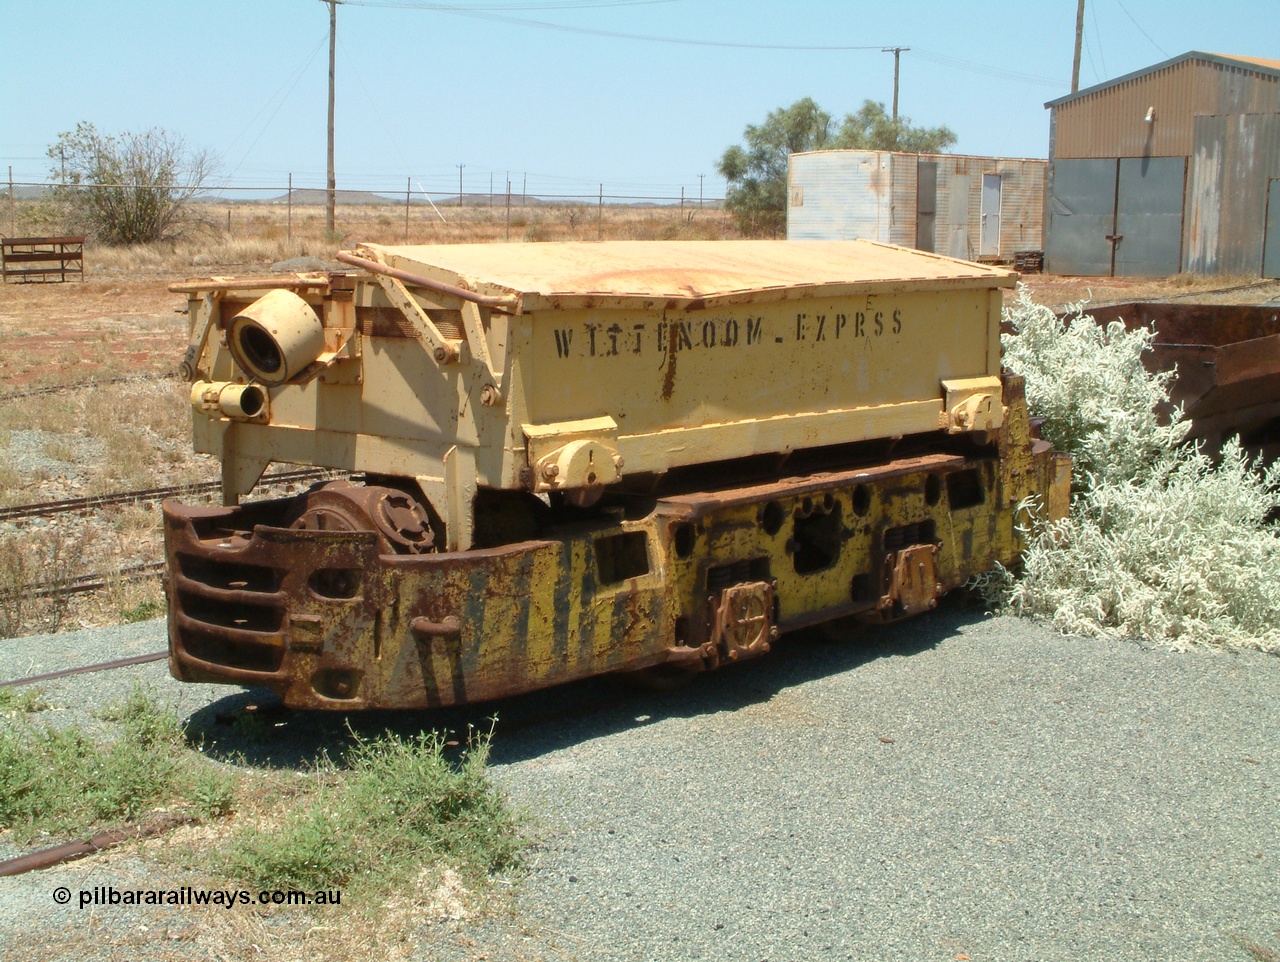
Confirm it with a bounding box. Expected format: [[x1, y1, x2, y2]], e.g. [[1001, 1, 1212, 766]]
[[884, 544, 940, 618]]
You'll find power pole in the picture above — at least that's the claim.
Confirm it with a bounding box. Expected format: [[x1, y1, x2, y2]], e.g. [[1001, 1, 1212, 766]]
[[882, 47, 909, 120], [326, 0, 339, 235], [1071, 0, 1085, 92], [457, 164, 464, 207]]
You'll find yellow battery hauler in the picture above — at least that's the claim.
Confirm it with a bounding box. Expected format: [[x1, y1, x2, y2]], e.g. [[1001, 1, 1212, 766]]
[[164, 240, 1068, 708]]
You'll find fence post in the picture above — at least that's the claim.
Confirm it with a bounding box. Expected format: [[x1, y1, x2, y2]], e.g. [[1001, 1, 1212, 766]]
[[8, 167, 14, 237], [598, 184, 603, 241], [287, 173, 293, 243], [405, 176, 411, 243]]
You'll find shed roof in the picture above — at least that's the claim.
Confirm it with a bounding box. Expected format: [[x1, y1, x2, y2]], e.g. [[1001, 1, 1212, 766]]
[[1046, 51, 1280, 108], [369, 239, 1014, 312]]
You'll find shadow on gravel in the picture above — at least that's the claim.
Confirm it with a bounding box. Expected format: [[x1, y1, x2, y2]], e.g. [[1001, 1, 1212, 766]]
[[184, 596, 985, 772]]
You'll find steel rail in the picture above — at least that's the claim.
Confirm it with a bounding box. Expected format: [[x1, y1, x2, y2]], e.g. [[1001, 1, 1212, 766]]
[[0, 650, 169, 689], [0, 814, 192, 877], [0, 561, 167, 606], [0, 468, 346, 523], [0, 371, 177, 403]]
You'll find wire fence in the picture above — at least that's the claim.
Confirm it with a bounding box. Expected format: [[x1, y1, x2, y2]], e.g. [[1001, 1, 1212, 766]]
[[2, 175, 727, 244]]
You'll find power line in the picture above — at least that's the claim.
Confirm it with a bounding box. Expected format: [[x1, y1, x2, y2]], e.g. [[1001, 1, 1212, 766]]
[[1113, 0, 1169, 58], [913, 50, 1067, 89], [222, 30, 330, 187], [356, 0, 679, 8], [340, 0, 890, 50]]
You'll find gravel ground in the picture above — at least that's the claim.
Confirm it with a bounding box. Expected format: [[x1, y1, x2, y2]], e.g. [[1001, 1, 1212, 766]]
[[1, 609, 1277, 962]]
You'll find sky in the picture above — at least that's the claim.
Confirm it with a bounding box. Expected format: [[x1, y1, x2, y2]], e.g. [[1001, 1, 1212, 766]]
[[3, 0, 1280, 203]]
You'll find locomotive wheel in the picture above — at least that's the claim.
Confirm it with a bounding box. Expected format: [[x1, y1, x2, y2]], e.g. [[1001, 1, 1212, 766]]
[[289, 480, 436, 554]]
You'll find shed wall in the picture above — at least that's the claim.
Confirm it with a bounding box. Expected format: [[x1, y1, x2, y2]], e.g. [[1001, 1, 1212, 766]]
[[788, 151, 1045, 259], [787, 152, 892, 242], [1186, 113, 1280, 274], [1054, 59, 1280, 159]]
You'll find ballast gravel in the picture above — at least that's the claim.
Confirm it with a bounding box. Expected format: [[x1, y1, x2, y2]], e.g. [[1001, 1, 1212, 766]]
[[1, 609, 1278, 962]]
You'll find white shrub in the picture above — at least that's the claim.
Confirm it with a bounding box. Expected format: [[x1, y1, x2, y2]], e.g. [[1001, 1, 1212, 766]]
[[988, 288, 1280, 653]]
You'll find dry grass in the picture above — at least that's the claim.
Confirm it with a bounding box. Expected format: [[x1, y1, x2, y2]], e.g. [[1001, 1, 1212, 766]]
[[11, 198, 732, 278]]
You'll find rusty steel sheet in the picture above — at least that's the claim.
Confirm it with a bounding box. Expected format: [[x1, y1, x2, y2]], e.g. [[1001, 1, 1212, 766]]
[[360, 239, 1015, 311], [1078, 302, 1280, 461]]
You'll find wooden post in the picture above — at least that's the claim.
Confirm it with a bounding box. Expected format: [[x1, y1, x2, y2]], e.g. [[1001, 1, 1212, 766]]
[[287, 172, 293, 243], [1072, 0, 1085, 92], [405, 175, 411, 243], [326, 0, 337, 236]]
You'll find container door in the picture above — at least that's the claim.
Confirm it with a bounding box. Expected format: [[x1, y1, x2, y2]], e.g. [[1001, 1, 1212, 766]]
[[1114, 157, 1186, 276], [1047, 159, 1118, 276], [1264, 179, 1280, 279], [980, 173, 1002, 257], [916, 161, 937, 252]]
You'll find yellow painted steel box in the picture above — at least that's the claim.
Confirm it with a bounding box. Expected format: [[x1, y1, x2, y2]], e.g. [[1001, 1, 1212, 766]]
[[180, 240, 1014, 550]]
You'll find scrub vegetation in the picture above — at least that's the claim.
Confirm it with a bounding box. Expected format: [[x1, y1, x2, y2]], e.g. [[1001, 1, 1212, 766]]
[[985, 290, 1280, 652]]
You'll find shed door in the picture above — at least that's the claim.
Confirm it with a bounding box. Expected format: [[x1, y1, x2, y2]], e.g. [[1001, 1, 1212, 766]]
[[1114, 157, 1185, 276], [1264, 179, 1280, 279], [1047, 159, 1118, 275], [946, 174, 971, 259], [916, 161, 937, 253], [980, 173, 1002, 256], [1049, 157, 1186, 276]]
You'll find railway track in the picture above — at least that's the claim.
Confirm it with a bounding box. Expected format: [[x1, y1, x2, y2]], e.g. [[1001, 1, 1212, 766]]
[[1, 470, 355, 609], [0, 467, 349, 523], [0, 371, 177, 403], [0, 560, 166, 605]]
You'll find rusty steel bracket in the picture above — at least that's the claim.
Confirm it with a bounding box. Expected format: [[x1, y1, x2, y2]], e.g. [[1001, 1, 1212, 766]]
[[525, 417, 624, 496], [370, 270, 461, 366], [879, 543, 942, 617], [708, 580, 777, 662], [940, 376, 1004, 433], [460, 300, 503, 405], [178, 291, 221, 382]]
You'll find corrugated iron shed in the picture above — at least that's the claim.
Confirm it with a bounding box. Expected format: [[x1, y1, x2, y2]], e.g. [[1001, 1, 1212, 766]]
[[1047, 51, 1280, 159], [788, 151, 1046, 262], [1045, 51, 1280, 277]]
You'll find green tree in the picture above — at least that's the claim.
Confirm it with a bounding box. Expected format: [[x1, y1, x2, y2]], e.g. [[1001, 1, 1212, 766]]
[[50, 122, 216, 245], [833, 100, 957, 153], [716, 98, 956, 237], [716, 98, 832, 237]]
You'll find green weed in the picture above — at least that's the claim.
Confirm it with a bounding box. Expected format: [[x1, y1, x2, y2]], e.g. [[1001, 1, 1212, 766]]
[[0, 684, 235, 838], [222, 728, 521, 897]]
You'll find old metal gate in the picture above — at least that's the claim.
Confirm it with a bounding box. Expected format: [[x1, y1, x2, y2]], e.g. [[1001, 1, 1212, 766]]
[[1048, 157, 1186, 276], [980, 173, 1002, 257]]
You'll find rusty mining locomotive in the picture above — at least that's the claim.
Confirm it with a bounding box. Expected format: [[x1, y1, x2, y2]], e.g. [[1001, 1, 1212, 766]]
[[163, 240, 1070, 709]]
